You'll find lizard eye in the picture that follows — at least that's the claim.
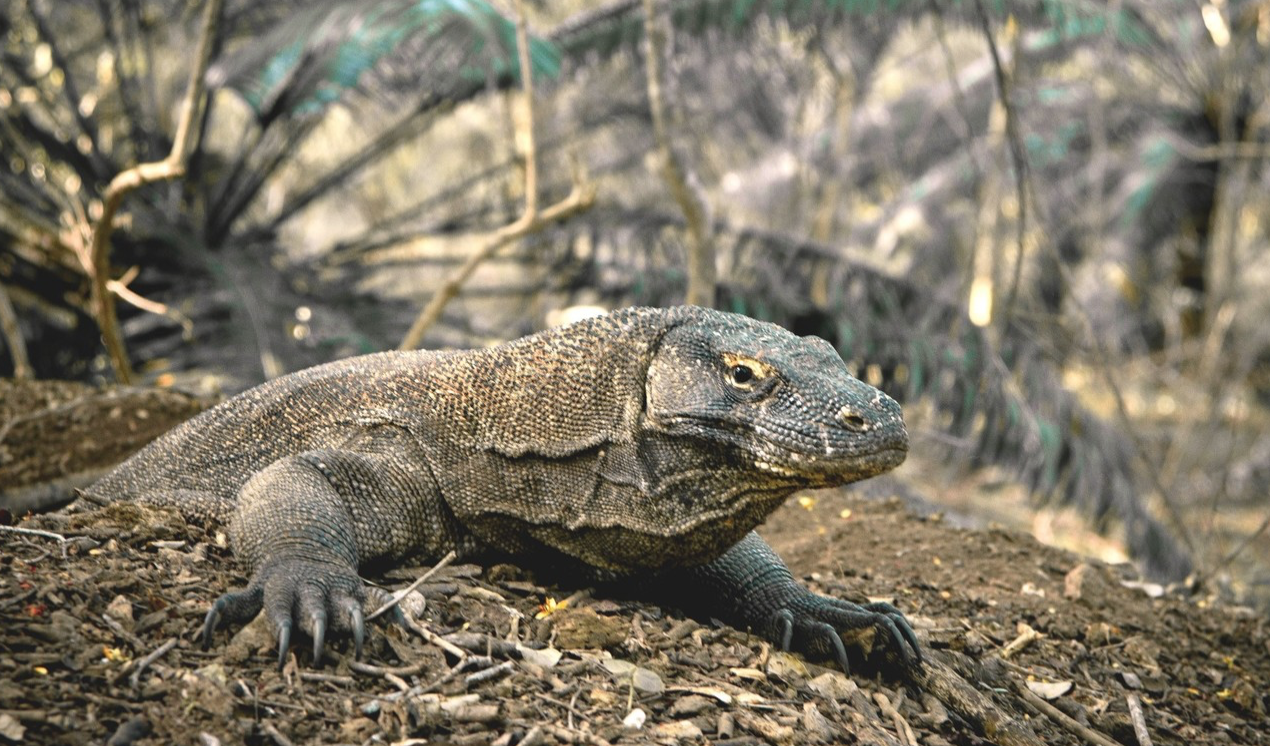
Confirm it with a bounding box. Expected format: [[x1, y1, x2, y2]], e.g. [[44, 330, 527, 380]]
[[729, 364, 755, 388]]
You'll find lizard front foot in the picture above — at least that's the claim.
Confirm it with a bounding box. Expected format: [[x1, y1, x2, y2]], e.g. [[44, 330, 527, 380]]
[[768, 592, 923, 673], [202, 558, 369, 669]]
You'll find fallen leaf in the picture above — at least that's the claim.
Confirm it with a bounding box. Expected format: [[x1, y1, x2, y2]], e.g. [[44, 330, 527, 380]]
[[0, 713, 25, 742], [1027, 680, 1073, 700], [599, 658, 664, 695], [516, 645, 562, 669], [535, 596, 569, 619]]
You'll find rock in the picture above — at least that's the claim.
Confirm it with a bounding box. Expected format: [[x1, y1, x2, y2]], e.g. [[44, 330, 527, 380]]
[[622, 708, 646, 730], [552, 607, 626, 650], [802, 702, 833, 742], [1064, 563, 1116, 605], [105, 595, 134, 627], [808, 671, 858, 701], [667, 694, 713, 717], [651, 720, 703, 739]]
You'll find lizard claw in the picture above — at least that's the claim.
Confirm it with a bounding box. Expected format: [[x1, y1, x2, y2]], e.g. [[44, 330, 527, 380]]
[[775, 608, 795, 652], [202, 557, 367, 667], [350, 606, 365, 660], [311, 612, 327, 665], [767, 591, 923, 672], [202, 584, 263, 650], [276, 619, 292, 670], [861, 600, 923, 665]]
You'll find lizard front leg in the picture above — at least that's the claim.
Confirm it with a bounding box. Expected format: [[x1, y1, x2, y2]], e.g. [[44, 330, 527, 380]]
[[672, 531, 922, 672], [205, 431, 460, 667]]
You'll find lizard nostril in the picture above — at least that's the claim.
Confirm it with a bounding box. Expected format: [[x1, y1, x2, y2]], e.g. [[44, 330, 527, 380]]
[[837, 405, 869, 432]]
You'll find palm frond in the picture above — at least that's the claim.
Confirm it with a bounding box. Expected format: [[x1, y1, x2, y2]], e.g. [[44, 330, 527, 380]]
[[208, 0, 560, 125]]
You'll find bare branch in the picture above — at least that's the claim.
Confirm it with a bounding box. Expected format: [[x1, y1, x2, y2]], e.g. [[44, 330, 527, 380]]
[[643, 0, 715, 308], [398, 0, 595, 350], [972, 1, 1029, 329], [85, 0, 222, 383], [0, 282, 32, 379]]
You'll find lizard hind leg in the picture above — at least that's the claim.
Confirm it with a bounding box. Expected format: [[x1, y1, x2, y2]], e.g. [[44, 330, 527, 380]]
[[202, 555, 369, 669], [216, 453, 380, 668]]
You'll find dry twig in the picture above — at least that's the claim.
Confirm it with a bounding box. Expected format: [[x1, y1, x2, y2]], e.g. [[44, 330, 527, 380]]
[[129, 637, 177, 689], [0, 281, 32, 378], [81, 0, 221, 383], [971, 0, 1029, 329], [368, 550, 458, 621], [0, 526, 68, 559], [399, 0, 594, 350], [1126, 693, 1154, 746], [1013, 679, 1121, 746], [642, 0, 715, 307], [872, 692, 917, 746]]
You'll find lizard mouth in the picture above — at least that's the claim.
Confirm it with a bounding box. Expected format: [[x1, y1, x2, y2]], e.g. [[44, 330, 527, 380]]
[[752, 445, 908, 484]]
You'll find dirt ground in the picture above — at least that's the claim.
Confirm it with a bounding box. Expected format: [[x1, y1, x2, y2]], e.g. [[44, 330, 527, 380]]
[[1, 389, 1269, 745]]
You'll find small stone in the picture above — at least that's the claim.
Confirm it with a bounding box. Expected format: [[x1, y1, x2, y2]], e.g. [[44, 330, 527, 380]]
[[808, 671, 859, 701], [553, 607, 626, 650], [651, 720, 703, 739], [667, 694, 713, 717], [622, 708, 646, 730], [802, 702, 833, 742], [105, 595, 134, 626], [1064, 563, 1115, 604]]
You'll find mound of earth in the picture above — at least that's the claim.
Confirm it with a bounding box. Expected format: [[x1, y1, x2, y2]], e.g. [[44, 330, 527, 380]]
[[3, 484, 1267, 745]]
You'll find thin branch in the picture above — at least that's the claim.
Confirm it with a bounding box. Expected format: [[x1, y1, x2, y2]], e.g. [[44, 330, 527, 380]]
[[85, 0, 221, 383], [398, 0, 594, 350], [397, 182, 594, 350], [1196, 509, 1270, 585], [106, 267, 194, 338], [128, 637, 177, 689], [0, 526, 67, 559], [1013, 678, 1123, 746], [367, 550, 457, 622], [972, 0, 1029, 329], [0, 282, 32, 379], [1126, 693, 1154, 746], [643, 0, 715, 307]]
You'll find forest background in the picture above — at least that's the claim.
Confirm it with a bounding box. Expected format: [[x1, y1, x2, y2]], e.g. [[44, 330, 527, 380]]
[[2, 0, 1269, 609]]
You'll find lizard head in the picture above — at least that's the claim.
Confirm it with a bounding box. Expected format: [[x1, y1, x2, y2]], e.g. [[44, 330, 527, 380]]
[[644, 310, 908, 488]]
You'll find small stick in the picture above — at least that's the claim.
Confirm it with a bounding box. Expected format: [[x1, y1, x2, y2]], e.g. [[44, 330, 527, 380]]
[[541, 724, 613, 746], [464, 660, 514, 688], [1126, 693, 1153, 746], [1001, 623, 1042, 659], [1014, 682, 1121, 746], [101, 613, 146, 650], [368, 550, 457, 621], [261, 722, 295, 746], [401, 612, 467, 660], [0, 526, 68, 559], [129, 637, 177, 689], [349, 659, 429, 678], [299, 672, 353, 686], [872, 692, 916, 746]]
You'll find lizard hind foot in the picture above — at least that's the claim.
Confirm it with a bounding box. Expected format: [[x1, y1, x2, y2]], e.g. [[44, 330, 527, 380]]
[[202, 558, 367, 669], [775, 593, 924, 673]]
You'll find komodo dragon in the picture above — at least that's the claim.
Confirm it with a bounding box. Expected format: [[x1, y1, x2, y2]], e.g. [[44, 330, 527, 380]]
[[83, 305, 920, 671]]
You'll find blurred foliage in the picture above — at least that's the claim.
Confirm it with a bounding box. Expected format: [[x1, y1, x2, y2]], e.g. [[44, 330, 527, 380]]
[[3, 0, 1270, 586]]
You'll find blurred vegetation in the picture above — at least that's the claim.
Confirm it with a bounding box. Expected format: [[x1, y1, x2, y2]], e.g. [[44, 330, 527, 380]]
[[2, 0, 1269, 600]]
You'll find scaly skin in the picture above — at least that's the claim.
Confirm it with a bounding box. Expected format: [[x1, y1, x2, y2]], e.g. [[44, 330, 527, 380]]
[[84, 306, 919, 671]]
